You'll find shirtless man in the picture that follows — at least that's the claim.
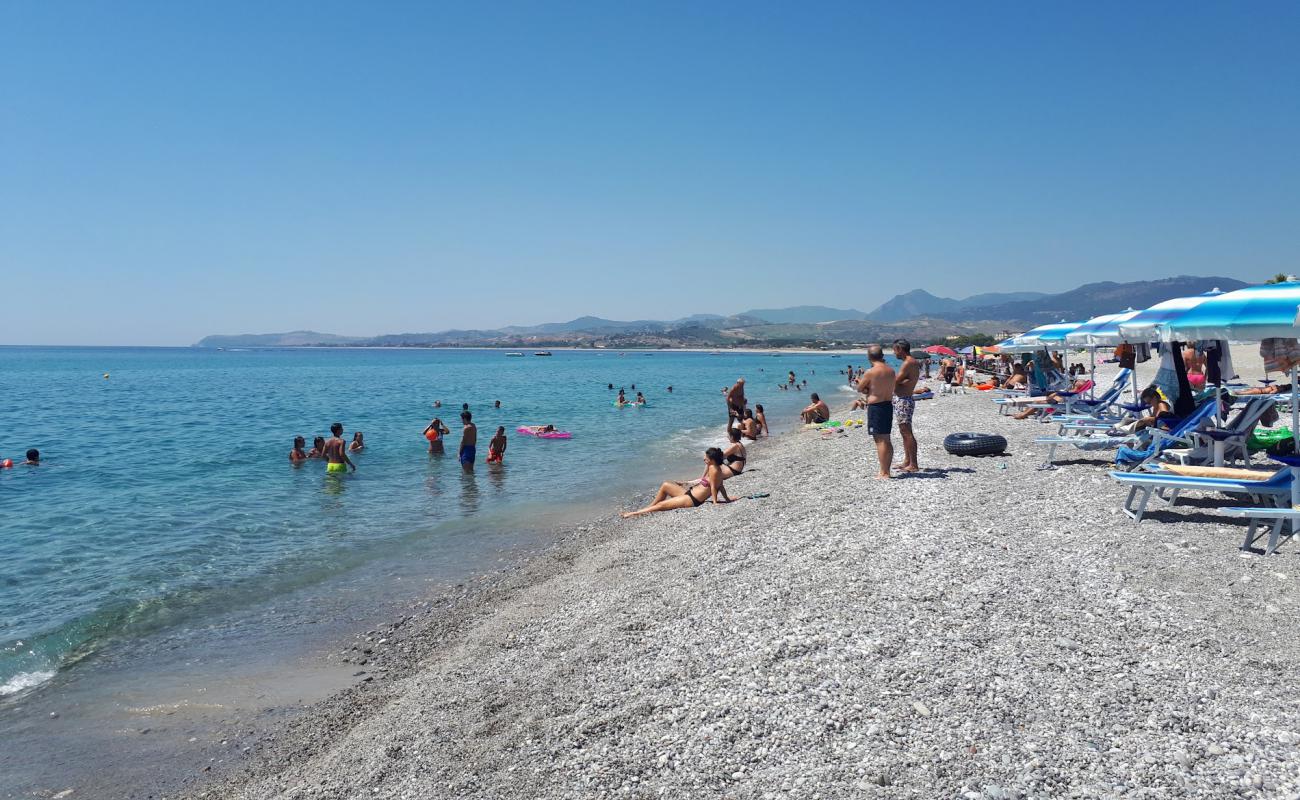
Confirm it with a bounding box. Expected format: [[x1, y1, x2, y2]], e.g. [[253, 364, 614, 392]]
[[323, 422, 356, 474], [726, 378, 746, 425], [892, 339, 921, 473], [801, 393, 830, 424], [857, 345, 896, 479], [458, 410, 477, 473]]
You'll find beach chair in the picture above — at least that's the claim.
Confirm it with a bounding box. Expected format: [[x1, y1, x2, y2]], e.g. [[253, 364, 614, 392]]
[[1161, 395, 1277, 467], [1109, 466, 1292, 522], [1046, 369, 1133, 424], [1034, 397, 1217, 470], [1220, 507, 1300, 555]]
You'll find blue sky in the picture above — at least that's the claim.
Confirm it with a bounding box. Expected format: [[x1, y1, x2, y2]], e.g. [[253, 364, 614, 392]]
[[3, 1, 1297, 345]]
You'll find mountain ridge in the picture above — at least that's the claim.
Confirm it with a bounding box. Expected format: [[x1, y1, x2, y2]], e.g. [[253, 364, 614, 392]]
[[195, 276, 1252, 348]]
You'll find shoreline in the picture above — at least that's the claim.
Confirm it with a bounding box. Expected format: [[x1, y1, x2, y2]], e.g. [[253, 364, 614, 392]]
[[187, 357, 1300, 798]]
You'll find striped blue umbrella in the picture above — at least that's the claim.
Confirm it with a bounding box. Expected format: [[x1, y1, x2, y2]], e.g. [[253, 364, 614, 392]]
[[1063, 309, 1141, 347], [1157, 282, 1300, 342], [999, 321, 1084, 353], [1114, 289, 1224, 342]]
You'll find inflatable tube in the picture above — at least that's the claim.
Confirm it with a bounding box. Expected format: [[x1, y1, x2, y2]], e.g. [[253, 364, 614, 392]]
[[1249, 427, 1292, 452], [516, 426, 572, 439], [943, 432, 1007, 457]]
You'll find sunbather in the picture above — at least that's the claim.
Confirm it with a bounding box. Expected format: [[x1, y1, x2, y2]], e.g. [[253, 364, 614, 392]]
[[621, 448, 731, 517]]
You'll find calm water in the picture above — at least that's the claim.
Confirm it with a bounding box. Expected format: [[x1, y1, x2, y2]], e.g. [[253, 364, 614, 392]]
[[0, 346, 854, 699]]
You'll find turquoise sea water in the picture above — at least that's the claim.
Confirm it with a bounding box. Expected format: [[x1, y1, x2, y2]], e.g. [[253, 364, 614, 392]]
[[0, 346, 857, 698]]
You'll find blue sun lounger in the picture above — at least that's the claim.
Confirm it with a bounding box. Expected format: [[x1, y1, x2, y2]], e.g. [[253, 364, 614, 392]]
[[1034, 397, 1218, 470], [1109, 467, 1292, 523]]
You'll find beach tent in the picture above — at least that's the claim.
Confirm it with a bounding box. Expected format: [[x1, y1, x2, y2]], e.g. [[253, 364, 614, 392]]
[[1157, 281, 1300, 523]]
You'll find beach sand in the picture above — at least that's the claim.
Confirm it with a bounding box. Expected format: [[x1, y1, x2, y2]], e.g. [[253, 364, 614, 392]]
[[190, 351, 1300, 799]]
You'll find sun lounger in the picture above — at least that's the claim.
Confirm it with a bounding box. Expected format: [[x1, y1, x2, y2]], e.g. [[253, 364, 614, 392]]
[[1109, 466, 1292, 523], [1220, 507, 1300, 555], [1034, 398, 1217, 470]]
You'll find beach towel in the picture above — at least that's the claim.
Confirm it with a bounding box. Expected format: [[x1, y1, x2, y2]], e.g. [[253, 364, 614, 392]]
[[1260, 338, 1300, 374]]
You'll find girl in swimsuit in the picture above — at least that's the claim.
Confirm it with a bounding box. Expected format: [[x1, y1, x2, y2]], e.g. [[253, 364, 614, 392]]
[[290, 436, 308, 464], [621, 448, 731, 518], [306, 436, 325, 459], [349, 432, 365, 452], [754, 404, 769, 437], [424, 418, 450, 454], [721, 428, 747, 477], [740, 409, 759, 440]]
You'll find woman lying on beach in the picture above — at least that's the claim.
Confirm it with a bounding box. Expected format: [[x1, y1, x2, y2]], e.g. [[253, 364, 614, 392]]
[[722, 428, 747, 476], [621, 448, 731, 517]]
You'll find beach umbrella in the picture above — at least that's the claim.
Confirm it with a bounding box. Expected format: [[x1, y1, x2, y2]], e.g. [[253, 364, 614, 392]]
[[998, 321, 1084, 353], [1158, 281, 1300, 520], [1115, 289, 1225, 343], [924, 345, 959, 356], [1064, 310, 1140, 347], [958, 346, 975, 355]]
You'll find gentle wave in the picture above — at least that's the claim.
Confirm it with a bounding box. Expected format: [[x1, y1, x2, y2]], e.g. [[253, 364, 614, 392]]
[[0, 669, 56, 696]]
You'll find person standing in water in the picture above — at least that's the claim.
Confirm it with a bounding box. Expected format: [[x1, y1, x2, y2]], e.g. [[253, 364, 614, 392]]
[[458, 411, 477, 472], [289, 436, 308, 463], [424, 418, 450, 454], [349, 432, 365, 452], [857, 345, 895, 479], [726, 378, 746, 425], [487, 426, 507, 464], [323, 422, 356, 474], [891, 339, 921, 474]]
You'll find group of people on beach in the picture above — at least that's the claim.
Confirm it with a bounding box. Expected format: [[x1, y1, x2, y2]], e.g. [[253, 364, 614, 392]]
[[850, 341, 922, 479]]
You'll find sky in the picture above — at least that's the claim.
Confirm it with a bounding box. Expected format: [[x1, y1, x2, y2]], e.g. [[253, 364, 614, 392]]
[[2, 2, 1298, 345]]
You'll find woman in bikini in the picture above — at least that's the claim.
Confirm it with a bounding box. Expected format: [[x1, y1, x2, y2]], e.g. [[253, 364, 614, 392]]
[[621, 448, 731, 518], [721, 428, 747, 477], [423, 418, 451, 454], [306, 436, 326, 459], [740, 409, 760, 440], [754, 404, 769, 437], [349, 432, 365, 452]]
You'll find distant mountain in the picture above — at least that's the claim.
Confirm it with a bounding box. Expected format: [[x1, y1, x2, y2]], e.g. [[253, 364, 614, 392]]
[[195, 330, 364, 348], [948, 276, 1248, 324], [867, 290, 1047, 322], [737, 306, 869, 324]]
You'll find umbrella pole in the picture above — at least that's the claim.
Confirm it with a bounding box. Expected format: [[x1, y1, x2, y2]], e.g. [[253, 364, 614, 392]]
[[1089, 347, 1096, 399], [1292, 366, 1298, 536]]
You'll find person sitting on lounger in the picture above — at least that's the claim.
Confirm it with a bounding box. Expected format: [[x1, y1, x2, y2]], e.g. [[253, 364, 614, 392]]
[[1238, 383, 1292, 395], [621, 448, 731, 517], [1002, 364, 1027, 390], [1130, 386, 1174, 432]]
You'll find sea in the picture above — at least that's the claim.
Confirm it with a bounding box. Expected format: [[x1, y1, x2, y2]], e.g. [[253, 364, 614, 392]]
[[0, 345, 870, 795]]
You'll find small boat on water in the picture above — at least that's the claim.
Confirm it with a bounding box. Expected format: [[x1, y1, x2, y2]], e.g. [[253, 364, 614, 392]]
[[506, 352, 525, 357], [534, 351, 553, 356]]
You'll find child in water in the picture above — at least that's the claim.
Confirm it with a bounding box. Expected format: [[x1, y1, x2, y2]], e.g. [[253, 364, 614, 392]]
[[307, 437, 325, 459], [349, 432, 365, 452], [290, 436, 307, 463], [424, 418, 450, 454], [487, 426, 507, 464]]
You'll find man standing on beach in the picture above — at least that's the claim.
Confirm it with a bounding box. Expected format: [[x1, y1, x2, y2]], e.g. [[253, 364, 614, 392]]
[[459, 411, 477, 473], [323, 422, 356, 474], [857, 345, 895, 479], [892, 339, 921, 474], [726, 378, 746, 426]]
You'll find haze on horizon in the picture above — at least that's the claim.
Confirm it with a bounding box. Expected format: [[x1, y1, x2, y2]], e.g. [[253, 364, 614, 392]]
[[3, 2, 1297, 346]]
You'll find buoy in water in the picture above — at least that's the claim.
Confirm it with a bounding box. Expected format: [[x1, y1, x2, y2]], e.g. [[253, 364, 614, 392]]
[[1, 459, 12, 468]]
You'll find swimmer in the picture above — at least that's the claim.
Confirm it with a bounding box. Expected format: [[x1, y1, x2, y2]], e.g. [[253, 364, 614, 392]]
[[494, 400, 502, 409], [487, 426, 507, 464], [349, 432, 365, 452], [307, 436, 326, 459], [23, 448, 39, 466], [616, 389, 628, 405], [423, 418, 451, 454], [433, 400, 442, 408], [459, 411, 477, 472], [323, 423, 356, 474], [667, 385, 673, 393], [608, 383, 614, 390], [621, 448, 731, 517], [635, 391, 646, 405], [290, 436, 308, 463]]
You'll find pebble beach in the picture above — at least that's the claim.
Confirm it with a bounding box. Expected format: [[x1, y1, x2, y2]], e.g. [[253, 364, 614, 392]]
[[191, 353, 1300, 799]]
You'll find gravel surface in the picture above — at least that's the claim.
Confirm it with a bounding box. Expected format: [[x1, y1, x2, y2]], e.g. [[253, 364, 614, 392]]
[[189, 356, 1300, 799]]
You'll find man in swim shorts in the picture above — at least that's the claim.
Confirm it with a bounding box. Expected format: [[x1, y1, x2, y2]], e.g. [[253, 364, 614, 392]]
[[857, 345, 896, 479], [323, 422, 356, 474], [892, 339, 921, 474], [726, 378, 746, 426], [801, 393, 829, 424], [459, 410, 477, 472]]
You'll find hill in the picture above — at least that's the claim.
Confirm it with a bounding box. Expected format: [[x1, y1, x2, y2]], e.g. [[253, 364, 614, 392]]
[[946, 276, 1248, 325], [195, 331, 365, 348], [737, 306, 869, 324], [866, 290, 1046, 322]]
